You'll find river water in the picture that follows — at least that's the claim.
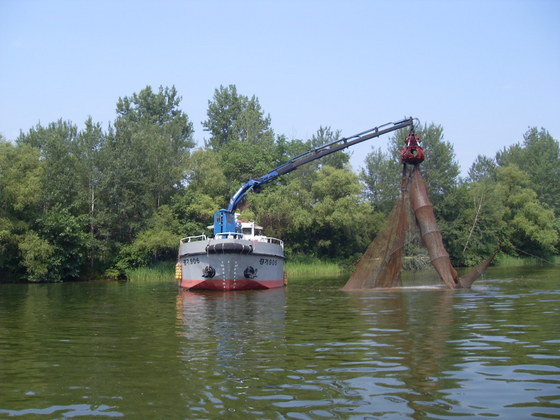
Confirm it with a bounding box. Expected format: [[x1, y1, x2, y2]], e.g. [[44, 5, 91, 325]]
[[1, 265, 559, 419]]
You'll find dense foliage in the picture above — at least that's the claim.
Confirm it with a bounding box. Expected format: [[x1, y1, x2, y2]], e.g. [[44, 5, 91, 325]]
[[1, 85, 558, 282]]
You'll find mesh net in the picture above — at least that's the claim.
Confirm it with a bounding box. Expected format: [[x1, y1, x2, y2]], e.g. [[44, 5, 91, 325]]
[[458, 251, 497, 288], [343, 168, 413, 290], [408, 168, 459, 288], [344, 165, 494, 290]]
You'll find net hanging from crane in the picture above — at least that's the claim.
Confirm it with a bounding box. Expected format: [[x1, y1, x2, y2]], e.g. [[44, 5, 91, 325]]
[[342, 167, 414, 290], [343, 165, 495, 290], [408, 167, 459, 288]]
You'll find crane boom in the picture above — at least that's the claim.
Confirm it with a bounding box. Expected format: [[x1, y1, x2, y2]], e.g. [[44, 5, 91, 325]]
[[213, 117, 415, 235]]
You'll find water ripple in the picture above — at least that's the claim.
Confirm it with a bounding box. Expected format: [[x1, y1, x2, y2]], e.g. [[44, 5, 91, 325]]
[[1, 269, 559, 418]]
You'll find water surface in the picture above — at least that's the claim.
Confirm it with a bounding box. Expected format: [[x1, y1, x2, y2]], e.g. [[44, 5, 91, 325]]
[[1, 266, 559, 418]]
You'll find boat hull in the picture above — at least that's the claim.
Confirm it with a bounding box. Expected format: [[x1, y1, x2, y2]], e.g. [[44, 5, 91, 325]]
[[178, 237, 285, 291], [181, 278, 285, 291]]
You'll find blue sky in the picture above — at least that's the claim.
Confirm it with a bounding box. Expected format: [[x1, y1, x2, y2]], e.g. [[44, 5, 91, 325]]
[[1, 0, 558, 176]]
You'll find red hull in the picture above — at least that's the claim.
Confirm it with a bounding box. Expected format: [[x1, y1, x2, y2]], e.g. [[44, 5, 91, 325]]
[[181, 278, 285, 291]]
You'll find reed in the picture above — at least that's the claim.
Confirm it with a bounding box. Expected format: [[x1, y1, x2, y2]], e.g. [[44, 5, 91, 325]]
[[285, 260, 344, 278], [494, 254, 557, 266], [126, 262, 175, 281], [126, 259, 346, 282]]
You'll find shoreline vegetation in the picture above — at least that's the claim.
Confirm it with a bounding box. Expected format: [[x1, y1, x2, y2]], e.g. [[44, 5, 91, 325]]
[[2, 85, 557, 284], [124, 256, 558, 282]]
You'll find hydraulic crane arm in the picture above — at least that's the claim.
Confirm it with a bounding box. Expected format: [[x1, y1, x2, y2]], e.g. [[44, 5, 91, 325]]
[[227, 117, 414, 212], [214, 117, 415, 235]]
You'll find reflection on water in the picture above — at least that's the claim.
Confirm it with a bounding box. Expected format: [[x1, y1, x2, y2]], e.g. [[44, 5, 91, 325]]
[[0, 266, 559, 418], [177, 289, 286, 364]]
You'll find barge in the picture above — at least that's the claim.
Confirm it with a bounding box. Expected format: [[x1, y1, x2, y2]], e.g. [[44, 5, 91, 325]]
[[177, 217, 285, 290]]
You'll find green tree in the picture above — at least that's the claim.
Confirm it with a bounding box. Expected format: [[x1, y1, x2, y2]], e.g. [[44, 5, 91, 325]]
[[200, 85, 282, 204], [361, 122, 460, 214], [113, 85, 195, 207], [74, 118, 106, 272], [17, 231, 54, 282], [439, 179, 505, 266], [10, 205, 89, 282], [17, 120, 81, 209], [310, 166, 377, 259], [392, 122, 460, 204], [0, 140, 44, 280], [172, 189, 217, 237], [75, 118, 105, 217], [98, 85, 195, 245], [0, 140, 43, 217], [219, 140, 278, 196], [202, 84, 274, 150], [184, 148, 228, 201], [250, 165, 378, 260], [263, 127, 351, 199], [496, 164, 558, 257], [360, 147, 401, 214], [467, 155, 497, 183], [496, 127, 560, 214], [247, 178, 314, 255], [14, 119, 110, 276], [117, 205, 181, 270], [309, 126, 350, 170], [2, 86, 202, 281], [33, 205, 90, 281], [274, 135, 309, 164]]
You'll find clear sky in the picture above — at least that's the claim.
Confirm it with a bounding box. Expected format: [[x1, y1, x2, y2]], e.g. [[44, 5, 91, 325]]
[[1, 0, 558, 176]]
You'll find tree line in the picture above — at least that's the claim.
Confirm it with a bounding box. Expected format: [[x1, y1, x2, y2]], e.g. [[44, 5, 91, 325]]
[[1, 85, 558, 282]]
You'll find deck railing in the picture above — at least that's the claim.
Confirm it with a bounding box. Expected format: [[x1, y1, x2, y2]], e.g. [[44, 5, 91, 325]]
[[180, 233, 283, 248], [180, 234, 207, 244]]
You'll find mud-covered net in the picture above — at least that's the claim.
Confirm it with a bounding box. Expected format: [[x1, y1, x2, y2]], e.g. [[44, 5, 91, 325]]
[[344, 165, 494, 290], [408, 168, 459, 288], [343, 170, 413, 290], [458, 251, 497, 288]]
